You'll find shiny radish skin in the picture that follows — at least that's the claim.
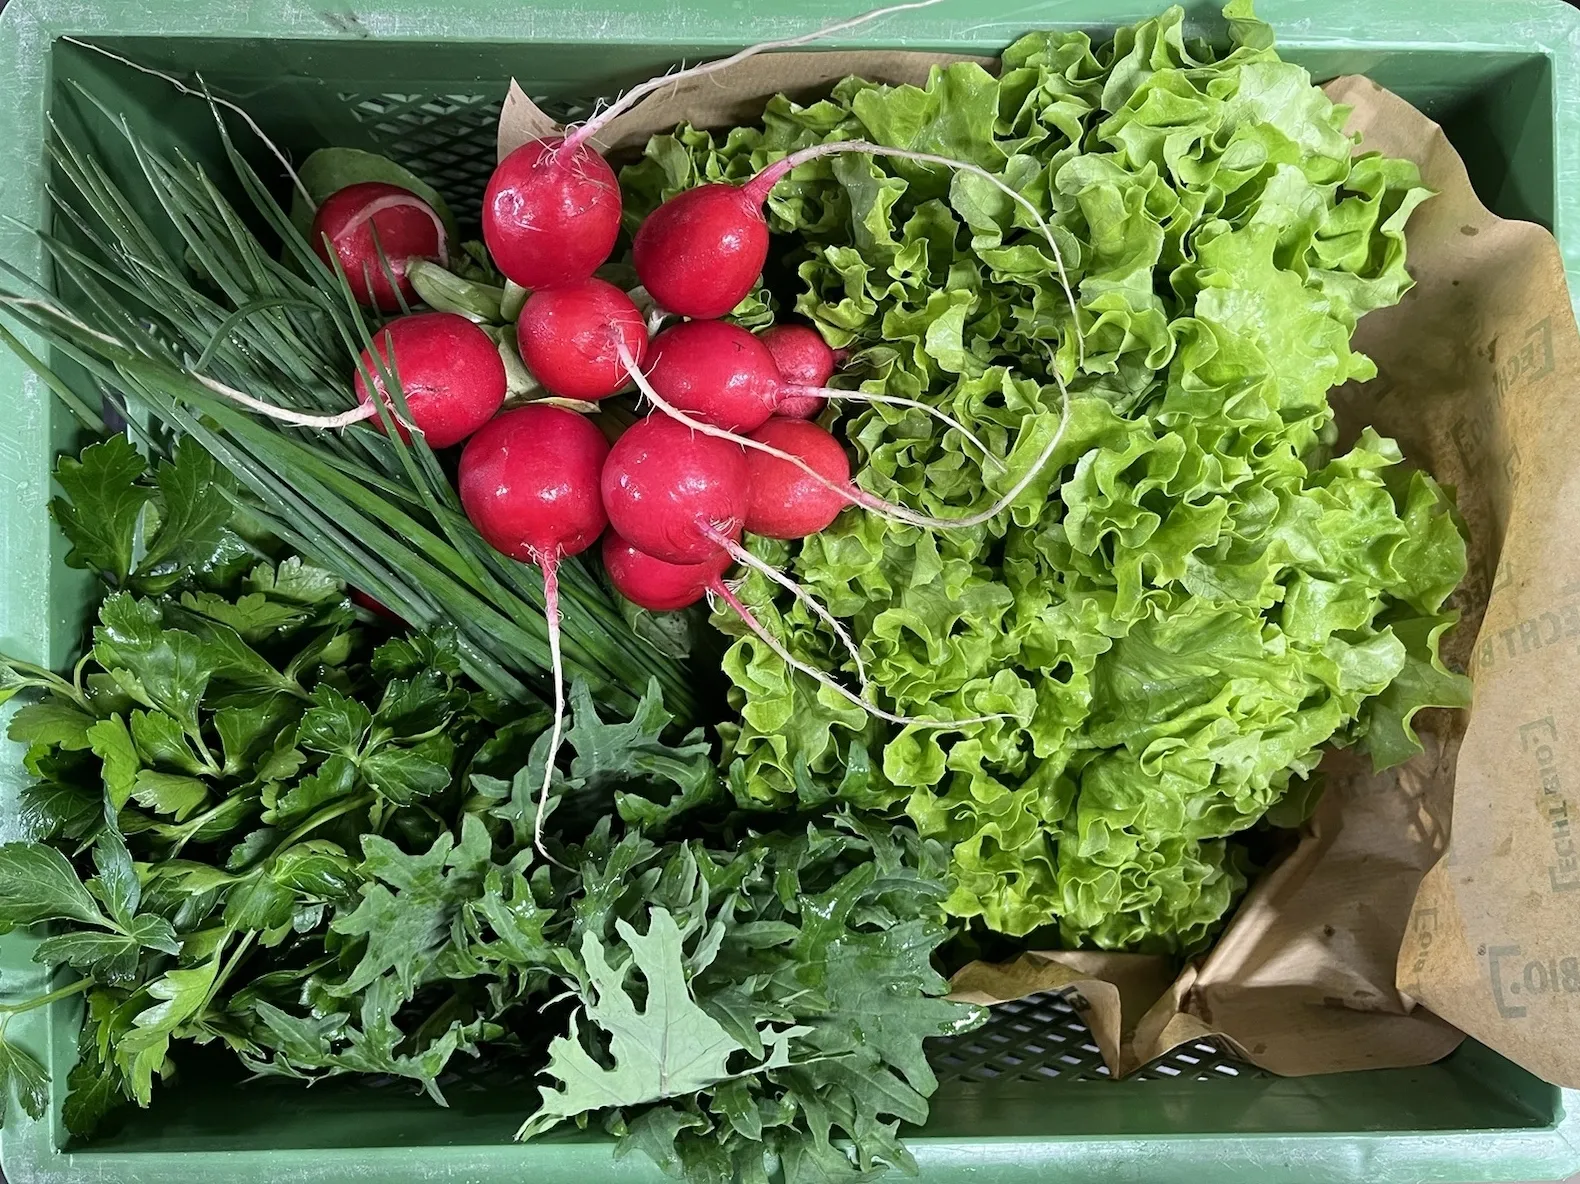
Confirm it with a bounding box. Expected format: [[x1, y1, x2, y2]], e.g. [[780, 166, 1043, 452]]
[[483, 137, 622, 290], [458, 405, 611, 563], [745, 417, 852, 539], [601, 414, 748, 565], [518, 278, 648, 401], [312, 182, 447, 311], [603, 532, 729, 612], [355, 312, 507, 449], [760, 323, 838, 418], [458, 403, 610, 870], [645, 320, 780, 432], [631, 184, 769, 319]]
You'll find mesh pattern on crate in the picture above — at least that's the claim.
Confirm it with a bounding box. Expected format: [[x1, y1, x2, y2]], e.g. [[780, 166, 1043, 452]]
[[340, 93, 505, 224], [338, 92, 608, 226], [930, 989, 1257, 1085]]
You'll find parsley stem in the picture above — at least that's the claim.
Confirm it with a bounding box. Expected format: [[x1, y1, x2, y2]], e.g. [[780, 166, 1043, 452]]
[[1, 660, 91, 713], [204, 931, 256, 1014], [0, 976, 92, 1016], [270, 791, 377, 859]]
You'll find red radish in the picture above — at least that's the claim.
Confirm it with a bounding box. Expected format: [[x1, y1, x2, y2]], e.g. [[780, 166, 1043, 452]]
[[483, 137, 622, 290], [458, 405, 611, 865], [355, 312, 507, 448], [760, 324, 838, 419], [745, 418, 851, 539], [602, 532, 727, 612], [517, 278, 648, 400], [311, 182, 447, 311], [600, 413, 747, 565], [632, 184, 769, 320], [645, 320, 781, 432], [349, 588, 405, 625]]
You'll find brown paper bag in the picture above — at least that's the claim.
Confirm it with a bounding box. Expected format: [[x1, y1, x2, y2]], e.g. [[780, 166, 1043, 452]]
[[491, 51, 1580, 1085]]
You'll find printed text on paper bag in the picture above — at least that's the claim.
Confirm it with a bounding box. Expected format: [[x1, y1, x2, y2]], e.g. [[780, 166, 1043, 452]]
[[1486, 945, 1580, 1020], [1519, 716, 1577, 893]]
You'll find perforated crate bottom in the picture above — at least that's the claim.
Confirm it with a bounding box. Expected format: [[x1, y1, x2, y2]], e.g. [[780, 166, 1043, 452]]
[[929, 990, 1258, 1086]]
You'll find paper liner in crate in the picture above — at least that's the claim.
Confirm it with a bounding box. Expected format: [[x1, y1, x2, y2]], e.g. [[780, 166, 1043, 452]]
[[496, 55, 1580, 1084]]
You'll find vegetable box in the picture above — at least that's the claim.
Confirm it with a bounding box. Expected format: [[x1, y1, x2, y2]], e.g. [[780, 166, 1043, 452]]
[[3, 1, 1580, 1182]]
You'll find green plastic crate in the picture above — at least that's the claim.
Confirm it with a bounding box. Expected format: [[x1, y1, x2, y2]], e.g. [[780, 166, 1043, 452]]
[[3, 0, 1580, 1180]]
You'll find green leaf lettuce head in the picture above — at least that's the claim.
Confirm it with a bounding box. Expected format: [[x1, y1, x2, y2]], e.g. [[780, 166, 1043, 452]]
[[623, 1, 1472, 950]]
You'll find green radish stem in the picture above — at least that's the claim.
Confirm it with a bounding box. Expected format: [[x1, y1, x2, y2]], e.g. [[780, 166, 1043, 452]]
[[559, 0, 950, 153]]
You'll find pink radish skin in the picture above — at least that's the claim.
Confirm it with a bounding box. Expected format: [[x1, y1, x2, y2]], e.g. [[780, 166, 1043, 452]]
[[355, 312, 507, 448], [458, 405, 611, 867], [312, 182, 447, 311], [518, 279, 648, 401], [601, 414, 748, 565], [760, 324, 838, 419], [602, 532, 728, 612], [745, 418, 852, 539], [483, 137, 622, 290], [459, 405, 610, 564], [645, 320, 781, 432], [631, 184, 769, 320]]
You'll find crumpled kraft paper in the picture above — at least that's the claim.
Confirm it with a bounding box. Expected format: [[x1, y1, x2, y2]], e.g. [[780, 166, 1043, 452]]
[[492, 53, 1580, 1085]]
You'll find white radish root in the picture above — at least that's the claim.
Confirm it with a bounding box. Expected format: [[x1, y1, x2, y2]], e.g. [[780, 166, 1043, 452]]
[[709, 582, 1013, 730], [559, 0, 950, 153]]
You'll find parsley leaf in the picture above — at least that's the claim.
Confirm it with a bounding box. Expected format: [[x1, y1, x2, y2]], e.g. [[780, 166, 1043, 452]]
[[0, 1034, 50, 1125], [50, 436, 153, 587]]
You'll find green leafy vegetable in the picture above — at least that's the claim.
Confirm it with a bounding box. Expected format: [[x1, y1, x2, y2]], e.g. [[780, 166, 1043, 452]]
[[624, 2, 1471, 950]]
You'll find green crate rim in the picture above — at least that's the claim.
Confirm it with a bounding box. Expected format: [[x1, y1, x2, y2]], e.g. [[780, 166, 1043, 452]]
[[2, 1, 1580, 1181]]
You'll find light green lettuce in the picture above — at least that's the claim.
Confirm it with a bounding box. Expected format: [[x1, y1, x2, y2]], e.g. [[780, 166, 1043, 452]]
[[623, 2, 1470, 951]]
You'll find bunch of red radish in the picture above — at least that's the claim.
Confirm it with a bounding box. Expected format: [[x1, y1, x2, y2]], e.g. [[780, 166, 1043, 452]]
[[299, 0, 1077, 859]]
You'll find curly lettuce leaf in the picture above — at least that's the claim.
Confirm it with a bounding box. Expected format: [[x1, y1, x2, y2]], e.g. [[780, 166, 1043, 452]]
[[628, 3, 1460, 952]]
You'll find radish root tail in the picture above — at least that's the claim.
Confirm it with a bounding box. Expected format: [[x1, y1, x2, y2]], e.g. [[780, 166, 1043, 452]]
[[788, 385, 1006, 472], [561, 0, 950, 152], [703, 525, 870, 694], [710, 582, 1013, 731], [620, 341, 1074, 533], [533, 560, 573, 872]]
